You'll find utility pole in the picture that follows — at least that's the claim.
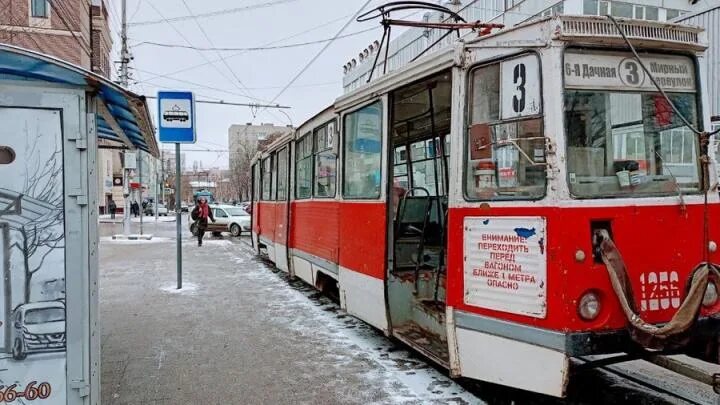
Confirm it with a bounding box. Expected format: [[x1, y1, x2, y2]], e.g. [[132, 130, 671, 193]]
[[119, 0, 129, 87]]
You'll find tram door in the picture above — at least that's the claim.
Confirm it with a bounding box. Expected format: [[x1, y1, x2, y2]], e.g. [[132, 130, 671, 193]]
[[386, 71, 452, 366], [274, 146, 291, 272]]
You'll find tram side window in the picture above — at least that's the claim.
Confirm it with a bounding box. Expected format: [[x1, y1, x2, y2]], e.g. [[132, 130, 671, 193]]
[[261, 157, 272, 201], [343, 102, 383, 199], [276, 147, 288, 201], [295, 134, 313, 199], [314, 121, 337, 198], [465, 56, 546, 200]]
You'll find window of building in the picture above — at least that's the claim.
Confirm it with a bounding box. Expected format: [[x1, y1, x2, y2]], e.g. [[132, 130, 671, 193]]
[[343, 102, 383, 199], [611, 2, 633, 17], [31, 0, 49, 18], [314, 121, 337, 198], [644, 6, 658, 21], [465, 54, 546, 200], [583, 0, 598, 15], [276, 147, 288, 201], [666, 9, 682, 20], [540, 2, 563, 17], [295, 134, 313, 199], [261, 157, 272, 201], [505, 0, 524, 10]]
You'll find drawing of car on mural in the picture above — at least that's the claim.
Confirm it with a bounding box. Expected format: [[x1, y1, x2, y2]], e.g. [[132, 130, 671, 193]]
[[10, 301, 66, 360], [162, 105, 189, 122]]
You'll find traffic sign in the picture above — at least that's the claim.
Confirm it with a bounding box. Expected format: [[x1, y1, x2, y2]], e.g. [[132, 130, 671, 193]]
[[158, 91, 196, 143]]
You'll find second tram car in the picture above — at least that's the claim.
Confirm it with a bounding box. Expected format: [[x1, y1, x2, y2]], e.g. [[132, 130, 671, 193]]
[[250, 15, 720, 396]]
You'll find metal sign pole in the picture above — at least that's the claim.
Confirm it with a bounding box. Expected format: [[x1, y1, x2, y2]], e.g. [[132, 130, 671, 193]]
[[175, 142, 182, 289], [138, 152, 143, 235]]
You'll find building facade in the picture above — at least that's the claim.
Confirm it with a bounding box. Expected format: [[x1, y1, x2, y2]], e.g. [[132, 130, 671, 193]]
[[0, 0, 93, 68], [343, 0, 701, 92], [229, 123, 293, 201]]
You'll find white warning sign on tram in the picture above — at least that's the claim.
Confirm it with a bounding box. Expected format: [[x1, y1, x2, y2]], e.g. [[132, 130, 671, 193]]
[[463, 216, 547, 318]]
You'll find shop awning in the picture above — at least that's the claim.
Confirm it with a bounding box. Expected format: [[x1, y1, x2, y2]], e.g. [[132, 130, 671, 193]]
[[0, 44, 159, 157]]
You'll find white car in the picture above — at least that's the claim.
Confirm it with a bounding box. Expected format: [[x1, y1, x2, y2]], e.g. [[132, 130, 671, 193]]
[[189, 204, 250, 237], [10, 301, 66, 360]]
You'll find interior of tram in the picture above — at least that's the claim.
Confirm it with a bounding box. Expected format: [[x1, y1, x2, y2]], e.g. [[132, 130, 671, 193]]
[[387, 70, 452, 365]]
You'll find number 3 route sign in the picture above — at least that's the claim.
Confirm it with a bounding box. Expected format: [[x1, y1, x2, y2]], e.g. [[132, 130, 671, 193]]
[[158, 91, 196, 143]]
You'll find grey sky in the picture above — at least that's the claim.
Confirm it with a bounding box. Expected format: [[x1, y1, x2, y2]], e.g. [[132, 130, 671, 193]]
[[105, 0, 405, 169]]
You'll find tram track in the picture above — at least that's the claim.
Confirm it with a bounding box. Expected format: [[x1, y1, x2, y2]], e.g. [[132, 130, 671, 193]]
[[577, 356, 714, 405]]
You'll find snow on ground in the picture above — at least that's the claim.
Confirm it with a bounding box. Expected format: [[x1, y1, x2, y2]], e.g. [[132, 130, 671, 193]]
[[226, 242, 482, 405], [100, 236, 173, 244], [160, 282, 199, 295]]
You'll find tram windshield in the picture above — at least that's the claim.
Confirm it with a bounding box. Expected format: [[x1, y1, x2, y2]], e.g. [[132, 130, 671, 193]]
[[563, 51, 701, 198]]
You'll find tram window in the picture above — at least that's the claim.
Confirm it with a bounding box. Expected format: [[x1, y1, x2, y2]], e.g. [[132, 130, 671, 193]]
[[465, 56, 546, 200], [295, 134, 313, 199], [314, 121, 337, 198], [276, 147, 289, 201], [261, 157, 272, 201], [565, 51, 701, 198], [343, 101, 383, 199]]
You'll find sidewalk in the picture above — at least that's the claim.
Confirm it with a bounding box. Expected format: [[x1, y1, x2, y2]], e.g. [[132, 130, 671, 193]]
[[98, 222, 479, 405], [99, 214, 176, 224]]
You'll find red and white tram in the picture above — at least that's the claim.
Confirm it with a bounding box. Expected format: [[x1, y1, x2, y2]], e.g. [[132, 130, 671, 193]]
[[250, 15, 720, 396]]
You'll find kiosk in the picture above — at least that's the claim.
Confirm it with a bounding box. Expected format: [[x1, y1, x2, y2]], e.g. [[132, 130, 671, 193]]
[[0, 44, 158, 404]]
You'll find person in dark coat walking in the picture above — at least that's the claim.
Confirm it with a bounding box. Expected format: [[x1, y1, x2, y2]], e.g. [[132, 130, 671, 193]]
[[108, 199, 117, 219], [192, 197, 215, 246], [131, 201, 140, 217]]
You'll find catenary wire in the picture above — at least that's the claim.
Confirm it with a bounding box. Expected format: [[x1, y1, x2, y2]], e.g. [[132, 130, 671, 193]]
[[47, 0, 91, 57], [144, 1, 270, 105], [131, 26, 379, 52], [265, 0, 378, 109], [136, 12, 365, 83], [129, 0, 299, 27]]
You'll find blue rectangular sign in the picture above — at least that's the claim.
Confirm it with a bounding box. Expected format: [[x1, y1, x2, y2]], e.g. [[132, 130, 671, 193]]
[[158, 91, 196, 143]]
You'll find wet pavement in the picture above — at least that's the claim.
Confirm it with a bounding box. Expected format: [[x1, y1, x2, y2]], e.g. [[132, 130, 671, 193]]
[[99, 218, 715, 405]]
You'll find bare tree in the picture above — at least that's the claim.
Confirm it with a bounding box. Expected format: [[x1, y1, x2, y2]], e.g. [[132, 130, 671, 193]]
[[10, 128, 64, 303], [230, 135, 259, 202]]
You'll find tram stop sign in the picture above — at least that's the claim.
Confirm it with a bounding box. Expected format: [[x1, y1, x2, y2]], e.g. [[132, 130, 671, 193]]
[[158, 91, 196, 144]]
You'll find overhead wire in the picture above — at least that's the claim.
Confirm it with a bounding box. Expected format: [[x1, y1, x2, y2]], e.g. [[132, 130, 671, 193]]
[[1, 0, 46, 53], [129, 0, 298, 27], [143, 1, 270, 105], [264, 0, 376, 109], [47, 0, 91, 57], [136, 12, 362, 83], [179, 0, 258, 105], [131, 26, 380, 52]]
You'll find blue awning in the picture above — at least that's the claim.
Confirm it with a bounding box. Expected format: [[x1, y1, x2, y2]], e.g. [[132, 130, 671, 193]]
[[0, 44, 159, 157]]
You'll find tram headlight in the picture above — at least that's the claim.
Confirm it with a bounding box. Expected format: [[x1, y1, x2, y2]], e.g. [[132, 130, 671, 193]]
[[578, 291, 601, 321], [703, 282, 718, 307]]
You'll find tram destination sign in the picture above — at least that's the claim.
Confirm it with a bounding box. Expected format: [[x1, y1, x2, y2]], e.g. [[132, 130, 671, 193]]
[[564, 52, 695, 93], [158, 91, 196, 143], [463, 216, 547, 318]]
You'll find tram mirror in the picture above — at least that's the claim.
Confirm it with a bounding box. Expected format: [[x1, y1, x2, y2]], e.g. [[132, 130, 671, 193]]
[[0, 146, 15, 164]]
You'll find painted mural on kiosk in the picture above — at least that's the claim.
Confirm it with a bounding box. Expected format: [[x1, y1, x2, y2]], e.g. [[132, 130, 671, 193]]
[[0, 108, 66, 403]]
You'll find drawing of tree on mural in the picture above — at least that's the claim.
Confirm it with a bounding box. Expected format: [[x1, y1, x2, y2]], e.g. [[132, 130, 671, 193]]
[[10, 129, 64, 303]]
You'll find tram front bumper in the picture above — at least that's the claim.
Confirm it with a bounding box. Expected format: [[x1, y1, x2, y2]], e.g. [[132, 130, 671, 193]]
[[566, 316, 720, 359]]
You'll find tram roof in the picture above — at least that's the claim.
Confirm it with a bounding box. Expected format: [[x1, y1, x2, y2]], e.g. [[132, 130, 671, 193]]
[[0, 44, 159, 157], [335, 15, 705, 111]]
